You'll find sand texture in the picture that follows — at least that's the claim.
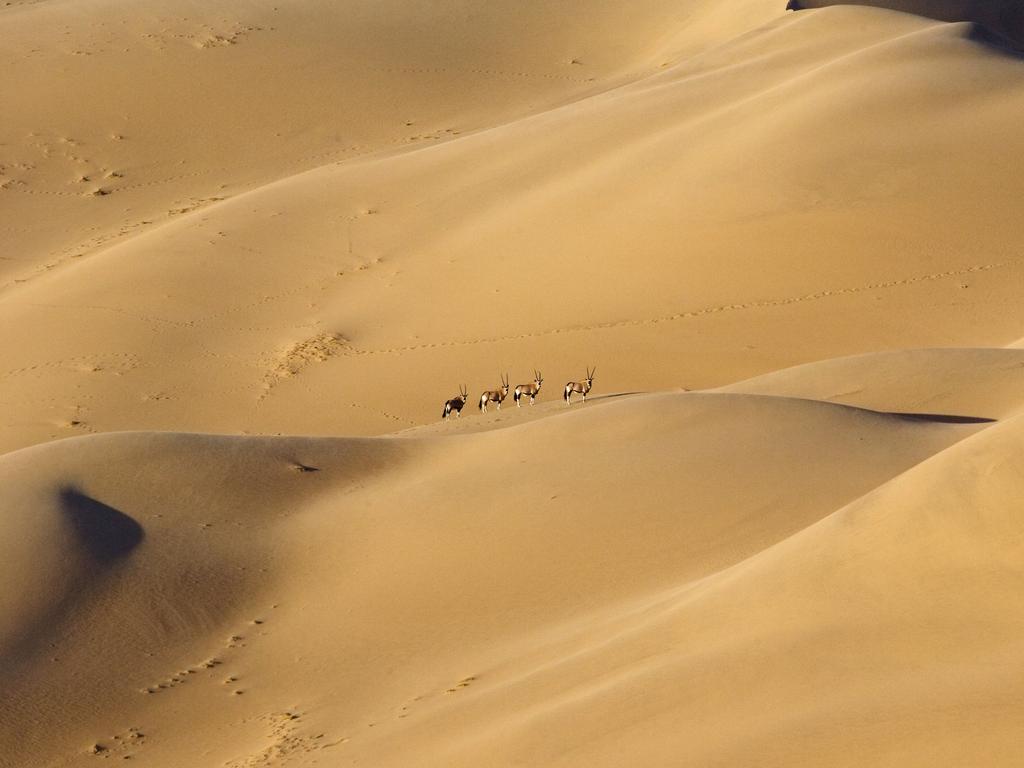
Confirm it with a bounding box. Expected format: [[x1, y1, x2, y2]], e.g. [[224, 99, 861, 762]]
[[2, 0, 1024, 765]]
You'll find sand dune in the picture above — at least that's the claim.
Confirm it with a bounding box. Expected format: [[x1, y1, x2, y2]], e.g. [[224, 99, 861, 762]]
[[3, 0, 1024, 765], [2, 386, 1016, 766], [1, 2, 1024, 451], [717, 347, 1024, 419]]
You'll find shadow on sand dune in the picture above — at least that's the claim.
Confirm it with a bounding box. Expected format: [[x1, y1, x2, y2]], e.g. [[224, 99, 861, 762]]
[[786, 0, 1024, 54], [887, 412, 996, 424], [60, 488, 143, 562], [964, 22, 1024, 59]]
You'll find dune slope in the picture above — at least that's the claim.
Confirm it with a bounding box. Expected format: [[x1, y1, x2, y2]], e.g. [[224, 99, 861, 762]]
[[0, 3, 1023, 451], [0, 388, 1011, 766], [716, 347, 1024, 419], [3, 1, 1024, 766]]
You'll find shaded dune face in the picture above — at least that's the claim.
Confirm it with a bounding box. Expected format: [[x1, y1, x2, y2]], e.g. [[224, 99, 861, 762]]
[[0, 488, 143, 668], [786, 0, 1024, 49], [60, 487, 144, 563]]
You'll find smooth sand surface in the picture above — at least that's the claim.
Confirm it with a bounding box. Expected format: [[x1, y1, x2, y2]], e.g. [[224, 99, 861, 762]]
[[2, 1, 1024, 765]]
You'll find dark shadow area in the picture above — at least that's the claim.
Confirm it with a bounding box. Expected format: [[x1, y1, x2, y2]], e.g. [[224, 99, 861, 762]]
[[965, 22, 1024, 59], [887, 412, 996, 424], [783, 0, 1024, 54], [60, 487, 144, 562]]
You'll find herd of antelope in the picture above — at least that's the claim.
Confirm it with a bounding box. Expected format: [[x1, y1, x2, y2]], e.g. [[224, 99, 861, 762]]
[[442, 367, 595, 420]]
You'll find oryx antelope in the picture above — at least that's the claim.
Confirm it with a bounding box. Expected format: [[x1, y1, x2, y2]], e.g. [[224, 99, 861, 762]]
[[442, 385, 469, 420], [564, 367, 595, 405], [514, 370, 543, 407], [479, 373, 510, 413]]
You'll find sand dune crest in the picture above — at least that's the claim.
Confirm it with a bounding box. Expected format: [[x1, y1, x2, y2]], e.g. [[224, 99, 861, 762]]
[[788, 0, 1024, 49]]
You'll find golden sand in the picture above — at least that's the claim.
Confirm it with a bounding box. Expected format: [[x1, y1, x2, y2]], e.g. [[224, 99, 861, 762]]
[[2, 1, 1023, 765]]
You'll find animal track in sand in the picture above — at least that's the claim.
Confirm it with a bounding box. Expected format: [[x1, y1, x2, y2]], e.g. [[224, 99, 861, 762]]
[[185, 273, 339, 328], [225, 710, 329, 767], [345, 401, 417, 426], [404, 127, 461, 143], [0, 185, 228, 292], [375, 64, 594, 85], [257, 332, 351, 402], [140, 616, 269, 696], [295, 142, 366, 166], [274, 332, 349, 373], [444, 675, 478, 694], [141, 663, 201, 694], [339, 263, 1009, 358], [0, 133, 130, 198], [0, 179, 81, 198], [84, 726, 146, 761], [59, 418, 95, 433], [139, 21, 263, 52], [168, 196, 225, 216], [390, 676, 479, 723], [221, 672, 485, 763], [0, 352, 140, 381], [114, 167, 215, 192]]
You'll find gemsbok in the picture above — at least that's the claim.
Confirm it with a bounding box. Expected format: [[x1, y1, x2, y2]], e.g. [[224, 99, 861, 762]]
[[479, 374, 510, 413], [442, 385, 469, 420], [514, 370, 543, 407], [564, 367, 595, 405]]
